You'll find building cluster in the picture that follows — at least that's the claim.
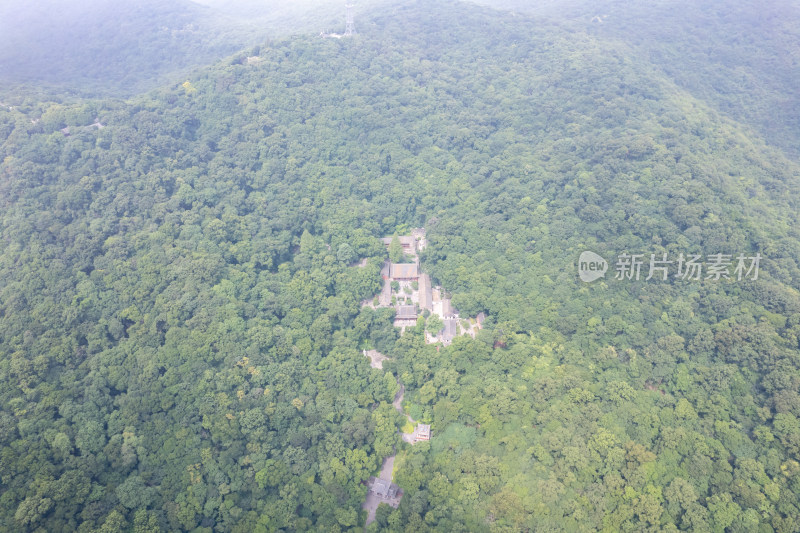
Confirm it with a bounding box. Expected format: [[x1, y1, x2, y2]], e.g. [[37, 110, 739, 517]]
[[378, 229, 479, 346], [361, 230, 482, 522]]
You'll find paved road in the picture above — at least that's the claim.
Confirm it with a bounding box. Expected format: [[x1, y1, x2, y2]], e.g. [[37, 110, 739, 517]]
[[379, 455, 395, 481], [380, 261, 391, 306]]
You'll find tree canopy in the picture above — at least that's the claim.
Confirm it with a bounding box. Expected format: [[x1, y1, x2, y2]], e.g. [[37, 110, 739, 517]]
[[1, 1, 800, 531]]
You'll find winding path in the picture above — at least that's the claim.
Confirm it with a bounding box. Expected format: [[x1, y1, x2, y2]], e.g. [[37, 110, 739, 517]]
[[362, 353, 419, 526], [393, 384, 417, 444]]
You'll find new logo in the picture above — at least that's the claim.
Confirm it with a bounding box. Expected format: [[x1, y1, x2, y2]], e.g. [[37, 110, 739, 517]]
[[578, 251, 608, 282]]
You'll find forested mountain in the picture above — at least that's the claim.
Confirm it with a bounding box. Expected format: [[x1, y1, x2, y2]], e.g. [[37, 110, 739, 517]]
[[0, 0, 267, 97], [475, 0, 800, 159], [0, 0, 388, 100], [2, 0, 800, 531]]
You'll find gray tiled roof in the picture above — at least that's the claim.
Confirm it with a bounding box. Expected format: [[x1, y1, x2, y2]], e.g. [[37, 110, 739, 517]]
[[390, 263, 418, 279]]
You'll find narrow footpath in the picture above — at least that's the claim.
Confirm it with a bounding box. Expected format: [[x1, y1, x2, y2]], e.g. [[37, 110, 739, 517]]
[[362, 353, 419, 526]]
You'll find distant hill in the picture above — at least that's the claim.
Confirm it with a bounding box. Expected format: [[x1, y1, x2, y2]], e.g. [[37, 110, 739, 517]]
[[0, 0, 267, 97], [0, 0, 391, 99], [472, 0, 800, 158]]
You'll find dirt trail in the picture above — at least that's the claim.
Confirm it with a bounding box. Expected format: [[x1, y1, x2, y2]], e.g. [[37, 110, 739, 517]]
[[362, 356, 420, 526], [363, 350, 388, 370], [393, 384, 417, 444]]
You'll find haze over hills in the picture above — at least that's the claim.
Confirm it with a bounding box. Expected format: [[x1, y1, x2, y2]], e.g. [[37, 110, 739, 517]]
[[2, 0, 798, 162], [473, 0, 800, 159], [0, 0, 266, 97], [190, 0, 347, 24], [2, 0, 800, 531], [0, 0, 402, 99]]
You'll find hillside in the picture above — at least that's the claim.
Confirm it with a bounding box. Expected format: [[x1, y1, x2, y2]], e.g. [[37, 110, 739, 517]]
[[0, 0, 267, 97], [0, 0, 394, 100], [473, 0, 800, 159], [2, 1, 800, 531]]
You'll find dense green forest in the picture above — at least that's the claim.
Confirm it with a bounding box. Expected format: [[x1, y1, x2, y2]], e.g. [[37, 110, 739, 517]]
[[475, 0, 800, 159], [2, 0, 800, 531]]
